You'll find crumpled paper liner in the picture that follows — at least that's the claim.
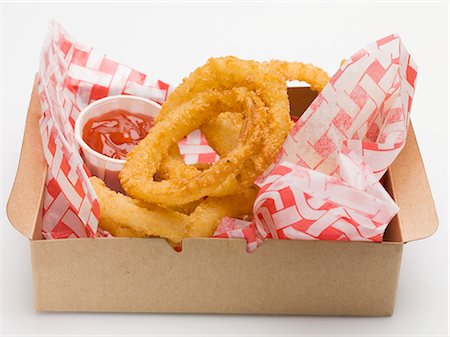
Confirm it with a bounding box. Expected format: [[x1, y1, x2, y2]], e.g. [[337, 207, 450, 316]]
[[215, 34, 417, 251], [38, 22, 416, 249], [39, 21, 216, 238]]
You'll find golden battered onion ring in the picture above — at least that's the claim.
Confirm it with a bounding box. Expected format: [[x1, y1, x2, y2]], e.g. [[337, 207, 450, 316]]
[[120, 87, 266, 207], [158, 58, 329, 185], [91, 176, 256, 242], [200, 60, 330, 156], [154, 57, 292, 189], [92, 57, 328, 245], [90, 177, 188, 244]]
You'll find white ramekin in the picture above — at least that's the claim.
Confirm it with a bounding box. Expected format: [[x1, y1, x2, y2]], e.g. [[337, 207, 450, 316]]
[[74, 95, 161, 192]]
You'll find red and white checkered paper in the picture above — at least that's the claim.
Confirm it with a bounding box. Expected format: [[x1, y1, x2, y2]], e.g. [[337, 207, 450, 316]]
[[38, 22, 416, 249], [215, 34, 417, 251], [39, 21, 217, 239]]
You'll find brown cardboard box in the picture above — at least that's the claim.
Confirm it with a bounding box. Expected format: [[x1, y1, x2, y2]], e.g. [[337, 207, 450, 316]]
[[6, 79, 438, 316]]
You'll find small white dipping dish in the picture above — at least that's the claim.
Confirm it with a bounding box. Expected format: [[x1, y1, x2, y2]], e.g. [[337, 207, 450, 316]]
[[74, 95, 161, 192]]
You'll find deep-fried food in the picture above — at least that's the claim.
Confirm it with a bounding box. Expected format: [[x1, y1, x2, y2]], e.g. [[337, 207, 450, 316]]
[[90, 177, 188, 244], [91, 176, 257, 243], [264, 60, 329, 92], [91, 56, 329, 244], [157, 58, 329, 184], [151, 57, 292, 189], [200, 60, 329, 156], [120, 87, 266, 207], [200, 112, 245, 156]]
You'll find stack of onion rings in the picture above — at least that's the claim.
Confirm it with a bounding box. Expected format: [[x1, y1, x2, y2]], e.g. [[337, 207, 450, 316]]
[[91, 56, 329, 246]]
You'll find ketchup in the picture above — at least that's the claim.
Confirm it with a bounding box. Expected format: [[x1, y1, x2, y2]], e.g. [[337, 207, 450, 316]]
[[82, 110, 154, 160]]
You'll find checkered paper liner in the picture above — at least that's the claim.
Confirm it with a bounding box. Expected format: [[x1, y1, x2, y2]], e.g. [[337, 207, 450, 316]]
[[215, 34, 417, 251], [38, 22, 416, 249], [39, 21, 217, 239]]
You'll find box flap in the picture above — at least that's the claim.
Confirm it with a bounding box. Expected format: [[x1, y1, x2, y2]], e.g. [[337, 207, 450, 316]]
[[6, 76, 47, 240], [31, 237, 402, 315], [386, 125, 439, 243]]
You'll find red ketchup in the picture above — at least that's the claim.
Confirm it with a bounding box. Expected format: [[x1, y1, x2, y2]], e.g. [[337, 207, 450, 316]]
[[82, 110, 154, 160]]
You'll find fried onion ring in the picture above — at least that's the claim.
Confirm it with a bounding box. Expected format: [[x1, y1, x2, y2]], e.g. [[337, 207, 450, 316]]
[[158, 58, 329, 185], [91, 176, 256, 243], [153, 57, 292, 190], [200, 60, 330, 156], [120, 87, 266, 206], [264, 60, 329, 92], [90, 177, 188, 244], [92, 57, 328, 245]]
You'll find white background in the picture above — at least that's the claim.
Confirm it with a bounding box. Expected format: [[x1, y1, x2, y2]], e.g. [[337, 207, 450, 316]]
[[1, 2, 448, 336]]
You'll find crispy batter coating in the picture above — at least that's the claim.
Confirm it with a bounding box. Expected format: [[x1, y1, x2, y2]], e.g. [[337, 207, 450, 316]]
[[186, 186, 258, 238], [91, 176, 257, 243], [153, 57, 292, 192], [120, 87, 265, 206], [200, 112, 244, 156], [264, 60, 329, 92], [198, 60, 330, 158], [90, 177, 188, 244]]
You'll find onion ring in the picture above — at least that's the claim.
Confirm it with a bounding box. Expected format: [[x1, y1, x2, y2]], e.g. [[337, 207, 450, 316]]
[[92, 57, 328, 245], [120, 87, 266, 207], [90, 177, 188, 244], [264, 60, 329, 92], [153, 57, 292, 191], [91, 176, 256, 243], [200, 60, 330, 155], [158, 58, 329, 186]]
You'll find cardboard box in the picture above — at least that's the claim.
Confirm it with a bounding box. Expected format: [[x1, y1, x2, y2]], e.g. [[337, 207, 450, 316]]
[[7, 79, 438, 316]]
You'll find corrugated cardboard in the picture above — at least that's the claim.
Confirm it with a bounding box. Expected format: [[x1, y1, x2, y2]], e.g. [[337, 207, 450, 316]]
[[6, 79, 438, 316]]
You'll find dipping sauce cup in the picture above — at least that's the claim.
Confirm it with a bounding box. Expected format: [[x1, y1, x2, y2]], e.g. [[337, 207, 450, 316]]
[[74, 95, 161, 192]]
